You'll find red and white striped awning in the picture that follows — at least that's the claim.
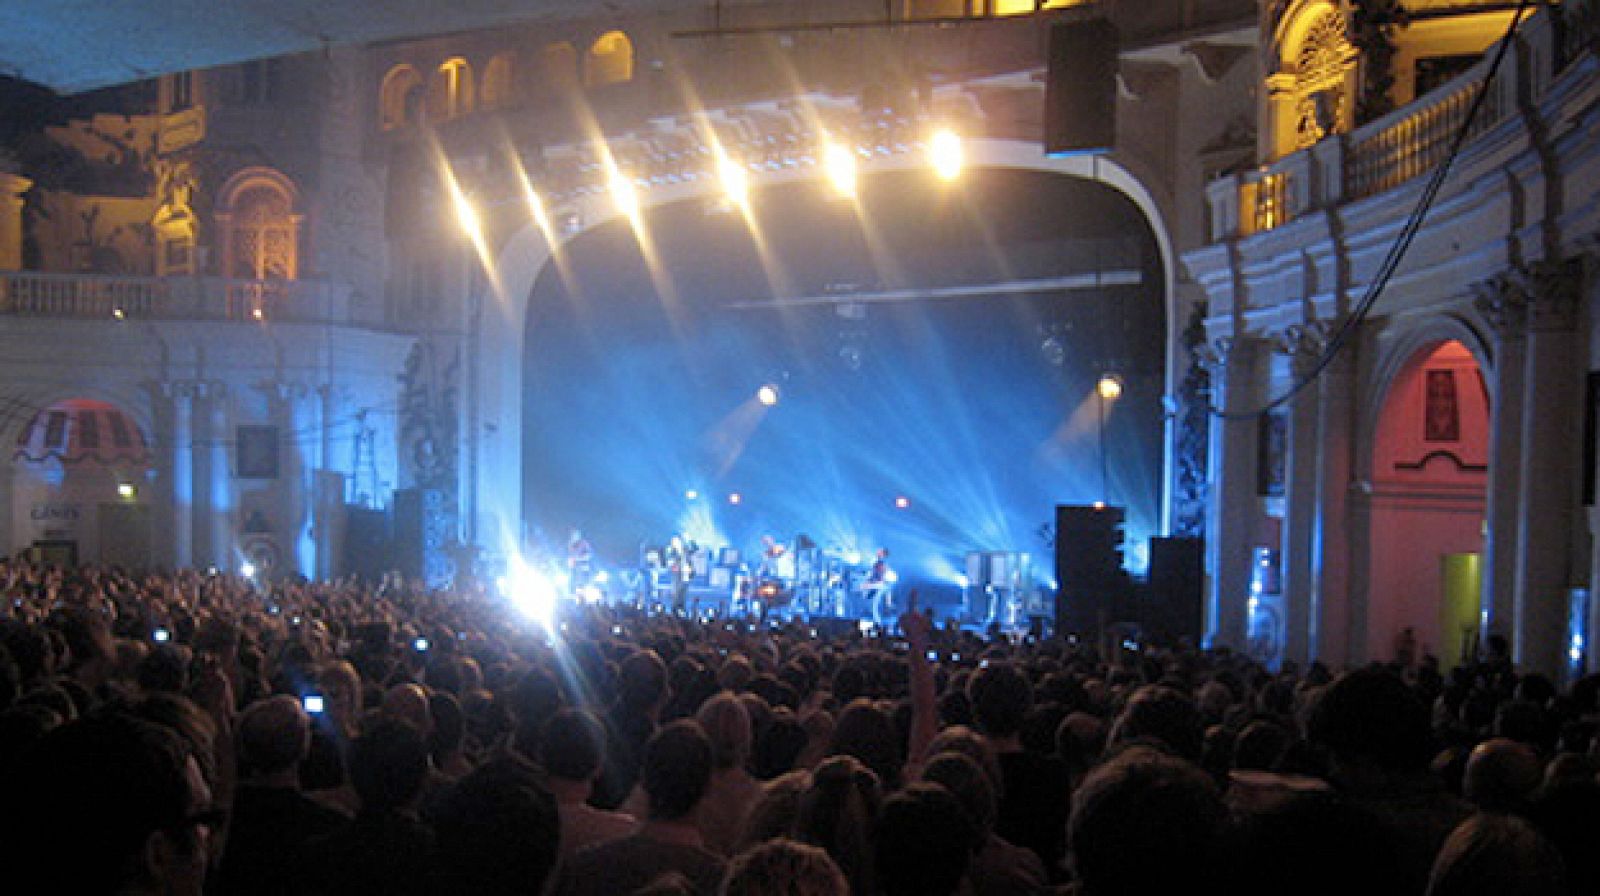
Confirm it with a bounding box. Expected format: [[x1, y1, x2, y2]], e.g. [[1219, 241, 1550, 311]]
[[13, 399, 151, 465]]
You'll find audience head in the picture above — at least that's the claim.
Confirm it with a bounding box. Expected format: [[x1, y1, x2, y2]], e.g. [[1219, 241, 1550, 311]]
[[1463, 738, 1542, 813], [796, 755, 882, 896], [720, 838, 848, 896], [920, 751, 997, 835], [237, 694, 312, 777], [1068, 746, 1225, 896], [620, 649, 670, 715], [828, 698, 901, 787], [873, 783, 978, 896], [349, 717, 430, 814], [431, 758, 561, 896], [7, 713, 212, 895], [1425, 814, 1566, 896], [1108, 684, 1205, 762], [540, 707, 608, 782], [1309, 668, 1432, 776], [966, 661, 1032, 739], [697, 690, 754, 771], [642, 719, 715, 821]]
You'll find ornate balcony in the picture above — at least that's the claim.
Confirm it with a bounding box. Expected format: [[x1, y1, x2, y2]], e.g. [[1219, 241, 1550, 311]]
[[1207, 6, 1566, 241], [0, 271, 354, 325]]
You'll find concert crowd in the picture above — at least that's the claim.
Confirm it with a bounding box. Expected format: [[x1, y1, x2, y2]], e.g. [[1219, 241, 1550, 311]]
[[0, 559, 1596, 896]]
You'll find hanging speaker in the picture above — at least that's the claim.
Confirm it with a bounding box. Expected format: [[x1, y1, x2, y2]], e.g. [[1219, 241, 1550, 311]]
[[1044, 18, 1118, 157]]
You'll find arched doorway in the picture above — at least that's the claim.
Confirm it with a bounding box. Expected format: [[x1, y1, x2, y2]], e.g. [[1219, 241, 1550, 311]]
[[1365, 339, 1490, 668], [10, 398, 155, 568]]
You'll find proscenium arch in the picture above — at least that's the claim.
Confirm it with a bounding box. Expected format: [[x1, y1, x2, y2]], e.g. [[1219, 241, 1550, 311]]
[[468, 139, 1178, 554]]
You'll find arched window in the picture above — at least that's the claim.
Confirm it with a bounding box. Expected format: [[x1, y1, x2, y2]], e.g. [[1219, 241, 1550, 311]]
[[539, 42, 580, 97], [481, 52, 515, 110], [380, 64, 423, 130], [584, 31, 633, 88], [428, 57, 475, 121], [217, 169, 300, 283]]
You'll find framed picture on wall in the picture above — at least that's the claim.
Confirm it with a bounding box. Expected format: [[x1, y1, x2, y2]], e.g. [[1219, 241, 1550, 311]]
[[236, 425, 279, 479], [1424, 369, 1460, 442]]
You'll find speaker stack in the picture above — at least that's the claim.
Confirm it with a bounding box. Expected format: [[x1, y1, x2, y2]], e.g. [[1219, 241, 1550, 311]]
[[1044, 18, 1119, 157]]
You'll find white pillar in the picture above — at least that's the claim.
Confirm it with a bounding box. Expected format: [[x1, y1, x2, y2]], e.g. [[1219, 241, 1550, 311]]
[[205, 383, 233, 571], [1279, 325, 1324, 666], [1475, 277, 1526, 650], [1310, 344, 1356, 666], [1513, 259, 1583, 679], [171, 382, 195, 569], [1205, 336, 1260, 650]]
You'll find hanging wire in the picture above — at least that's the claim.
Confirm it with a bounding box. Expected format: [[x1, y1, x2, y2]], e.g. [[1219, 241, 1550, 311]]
[[1211, 0, 1535, 420]]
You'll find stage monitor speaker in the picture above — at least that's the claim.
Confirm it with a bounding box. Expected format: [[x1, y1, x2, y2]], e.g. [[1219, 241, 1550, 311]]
[[1055, 504, 1125, 635], [1147, 537, 1204, 643], [1044, 18, 1118, 157]]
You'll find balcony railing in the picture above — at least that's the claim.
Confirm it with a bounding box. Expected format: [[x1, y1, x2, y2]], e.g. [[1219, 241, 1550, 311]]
[[1209, 6, 1561, 239], [0, 271, 354, 324]]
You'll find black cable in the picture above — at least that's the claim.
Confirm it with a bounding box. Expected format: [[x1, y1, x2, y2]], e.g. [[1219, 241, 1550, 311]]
[[1211, 0, 1534, 420]]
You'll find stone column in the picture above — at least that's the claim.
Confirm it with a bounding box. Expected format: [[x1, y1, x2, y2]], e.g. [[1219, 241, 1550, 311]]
[[1475, 276, 1528, 650], [1279, 324, 1326, 666], [169, 382, 196, 569], [1310, 344, 1357, 665], [1512, 258, 1583, 679], [1205, 336, 1261, 650], [203, 383, 233, 571]]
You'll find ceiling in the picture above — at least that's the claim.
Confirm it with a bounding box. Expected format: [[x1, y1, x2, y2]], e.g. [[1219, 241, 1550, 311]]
[[0, 0, 687, 95]]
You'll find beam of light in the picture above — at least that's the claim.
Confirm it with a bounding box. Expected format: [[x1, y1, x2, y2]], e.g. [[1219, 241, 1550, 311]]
[[716, 147, 750, 210], [823, 140, 858, 198], [500, 552, 559, 630], [929, 128, 963, 182], [509, 145, 586, 315], [704, 397, 770, 479], [434, 142, 506, 302]]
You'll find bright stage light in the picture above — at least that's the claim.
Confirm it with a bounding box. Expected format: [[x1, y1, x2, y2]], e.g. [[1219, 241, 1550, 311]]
[[757, 383, 780, 406], [609, 170, 641, 220], [1096, 373, 1124, 401], [717, 150, 750, 208], [929, 128, 963, 182], [685, 489, 700, 501], [452, 189, 482, 243], [728, 492, 742, 505], [956, 575, 970, 589], [894, 495, 911, 509], [593, 570, 610, 584], [117, 482, 136, 499], [502, 554, 559, 627], [240, 562, 257, 579], [824, 141, 857, 198]]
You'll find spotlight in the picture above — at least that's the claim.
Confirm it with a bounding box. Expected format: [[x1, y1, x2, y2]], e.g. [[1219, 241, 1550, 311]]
[[717, 150, 750, 207], [502, 553, 558, 628], [609, 170, 640, 219], [685, 489, 700, 501], [1096, 374, 1124, 401], [452, 189, 482, 242], [116, 483, 136, 499], [240, 561, 257, 579], [251, 307, 265, 322], [823, 141, 857, 198], [894, 496, 911, 509], [929, 128, 963, 182], [112, 307, 126, 320], [757, 383, 780, 406], [728, 492, 743, 505]]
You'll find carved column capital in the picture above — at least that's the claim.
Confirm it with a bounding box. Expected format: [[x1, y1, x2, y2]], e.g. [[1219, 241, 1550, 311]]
[[1272, 321, 1332, 376], [1515, 256, 1585, 332], [1472, 271, 1530, 340]]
